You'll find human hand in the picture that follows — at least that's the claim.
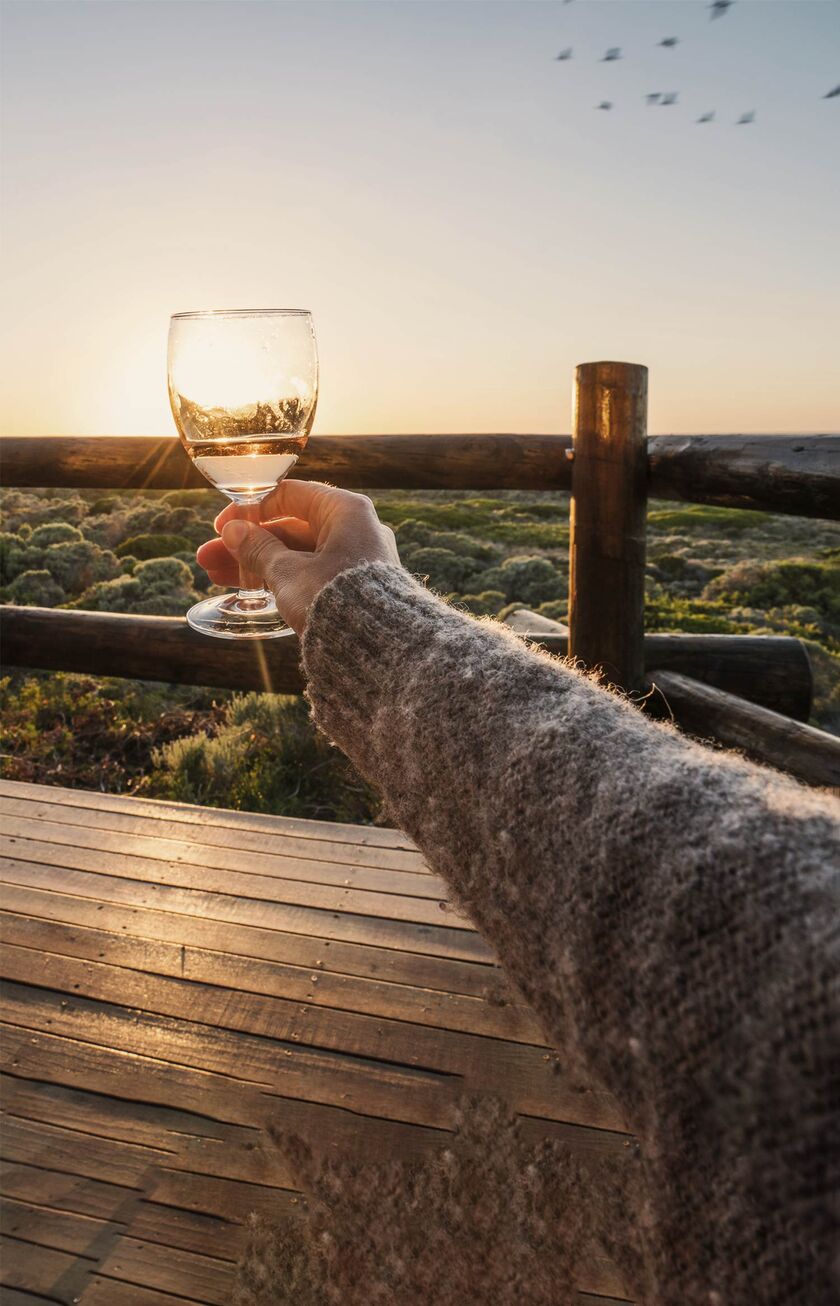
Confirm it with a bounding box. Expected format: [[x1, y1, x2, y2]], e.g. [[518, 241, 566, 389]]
[[196, 481, 401, 636]]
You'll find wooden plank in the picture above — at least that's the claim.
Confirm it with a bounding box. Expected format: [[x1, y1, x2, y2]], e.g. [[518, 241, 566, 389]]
[[0, 881, 512, 1002], [651, 670, 840, 789], [0, 817, 456, 924], [0, 1073, 252, 1154], [0, 1237, 94, 1303], [128, 1202, 243, 1261], [0, 857, 490, 963], [1, 1198, 122, 1258], [0, 779, 419, 852], [0, 792, 431, 878], [1, 1115, 172, 1189], [1, 1161, 136, 1221], [0, 948, 623, 1130], [96, 1235, 234, 1306], [82, 1277, 209, 1306], [0, 984, 463, 1132], [0, 908, 539, 1042], [0, 1030, 452, 1165], [1, 987, 630, 1148], [569, 360, 648, 692], [0, 1289, 64, 1306]]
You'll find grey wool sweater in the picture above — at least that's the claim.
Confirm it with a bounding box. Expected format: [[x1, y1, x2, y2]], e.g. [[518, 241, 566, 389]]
[[256, 563, 839, 1305]]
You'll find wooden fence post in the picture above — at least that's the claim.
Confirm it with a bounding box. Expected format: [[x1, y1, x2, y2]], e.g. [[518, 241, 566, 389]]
[[569, 361, 649, 693]]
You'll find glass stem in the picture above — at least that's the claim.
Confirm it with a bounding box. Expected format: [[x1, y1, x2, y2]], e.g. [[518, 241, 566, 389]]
[[237, 502, 269, 606]]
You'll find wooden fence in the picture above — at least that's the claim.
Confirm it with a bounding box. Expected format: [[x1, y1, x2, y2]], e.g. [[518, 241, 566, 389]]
[[2, 361, 839, 787]]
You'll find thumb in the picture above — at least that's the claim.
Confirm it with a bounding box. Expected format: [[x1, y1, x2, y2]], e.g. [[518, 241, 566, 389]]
[[221, 519, 292, 590]]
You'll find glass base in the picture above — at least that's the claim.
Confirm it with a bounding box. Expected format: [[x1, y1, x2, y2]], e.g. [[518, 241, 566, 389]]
[[185, 592, 293, 640]]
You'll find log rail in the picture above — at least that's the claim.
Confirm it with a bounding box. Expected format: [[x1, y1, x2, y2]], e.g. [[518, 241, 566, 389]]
[[1, 378, 838, 788], [1, 432, 839, 519]]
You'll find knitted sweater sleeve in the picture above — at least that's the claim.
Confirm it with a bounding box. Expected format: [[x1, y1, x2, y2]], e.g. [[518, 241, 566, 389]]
[[301, 562, 839, 1304]]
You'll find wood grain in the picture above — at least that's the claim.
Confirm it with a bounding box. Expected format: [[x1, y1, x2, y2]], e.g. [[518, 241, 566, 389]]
[[569, 361, 648, 691], [0, 606, 814, 719], [2, 431, 837, 519], [651, 671, 840, 789], [0, 781, 635, 1303]]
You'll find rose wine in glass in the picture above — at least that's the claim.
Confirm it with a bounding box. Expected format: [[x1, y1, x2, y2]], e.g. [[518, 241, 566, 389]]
[[167, 309, 318, 639]]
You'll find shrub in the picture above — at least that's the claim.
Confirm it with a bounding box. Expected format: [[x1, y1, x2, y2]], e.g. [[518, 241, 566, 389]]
[[395, 520, 500, 563], [536, 600, 568, 622], [41, 540, 122, 593], [0, 671, 225, 791], [6, 569, 66, 607], [480, 555, 566, 606], [116, 532, 193, 560], [406, 546, 484, 592], [174, 551, 212, 592], [0, 532, 24, 585], [28, 522, 83, 547], [73, 557, 201, 616], [145, 692, 378, 821], [648, 505, 773, 533], [704, 558, 840, 632], [163, 489, 223, 510], [150, 506, 199, 534], [458, 590, 507, 616]]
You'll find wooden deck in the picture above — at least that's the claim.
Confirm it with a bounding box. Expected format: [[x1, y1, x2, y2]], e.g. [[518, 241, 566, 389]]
[[0, 779, 633, 1304]]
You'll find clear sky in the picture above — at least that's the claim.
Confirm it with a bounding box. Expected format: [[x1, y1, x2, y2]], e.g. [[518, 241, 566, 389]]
[[1, 0, 838, 438]]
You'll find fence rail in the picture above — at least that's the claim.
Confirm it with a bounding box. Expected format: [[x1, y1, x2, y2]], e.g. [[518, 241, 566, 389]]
[[1, 606, 815, 721], [1, 367, 838, 787], [2, 432, 838, 519]]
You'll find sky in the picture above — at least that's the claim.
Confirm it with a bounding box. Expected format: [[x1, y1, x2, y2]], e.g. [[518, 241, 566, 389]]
[[1, 0, 838, 439]]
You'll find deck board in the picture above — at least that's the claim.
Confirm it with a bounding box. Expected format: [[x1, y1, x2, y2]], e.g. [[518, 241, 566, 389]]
[[1, 780, 633, 1303]]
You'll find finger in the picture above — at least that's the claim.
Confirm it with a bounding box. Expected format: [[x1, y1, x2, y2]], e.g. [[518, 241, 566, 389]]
[[220, 519, 296, 593], [197, 519, 315, 584], [213, 480, 365, 534]]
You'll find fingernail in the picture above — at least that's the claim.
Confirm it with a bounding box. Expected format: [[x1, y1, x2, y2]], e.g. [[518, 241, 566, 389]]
[[221, 520, 252, 551]]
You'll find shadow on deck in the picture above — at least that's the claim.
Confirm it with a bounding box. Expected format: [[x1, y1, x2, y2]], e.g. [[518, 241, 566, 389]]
[[0, 779, 632, 1304]]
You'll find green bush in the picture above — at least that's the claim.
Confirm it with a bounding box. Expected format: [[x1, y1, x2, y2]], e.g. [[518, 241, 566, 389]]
[[395, 520, 500, 563], [116, 532, 193, 560], [145, 692, 378, 822], [6, 569, 66, 607], [406, 546, 483, 592], [648, 505, 773, 533], [704, 558, 840, 632], [42, 540, 122, 593], [480, 555, 566, 605], [28, 522, 83, 547], [2, 537, 123, 593], [458, 590, 506, 616], [73, 557, 201, 616]]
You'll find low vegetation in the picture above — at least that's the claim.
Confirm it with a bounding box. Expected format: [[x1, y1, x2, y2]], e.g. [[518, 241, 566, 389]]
[[1, 484, 838, 817]]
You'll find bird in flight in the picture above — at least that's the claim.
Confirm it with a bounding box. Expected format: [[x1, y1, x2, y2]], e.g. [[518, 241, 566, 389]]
[[596, 101, 613, 111], [661, 93, 679, 106], [709, 0, 734, 17], [601, 47, 622, 62], [658, 37, 679, 48], [824, 85, 840, 99], [555, 48, 573, 61], [697, 111, 715, 123], [736, 111, 755, 124], [646, 93, 663, 105]]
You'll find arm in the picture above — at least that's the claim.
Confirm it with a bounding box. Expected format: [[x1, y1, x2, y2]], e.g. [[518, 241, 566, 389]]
[[202, 485, 840, 1302]]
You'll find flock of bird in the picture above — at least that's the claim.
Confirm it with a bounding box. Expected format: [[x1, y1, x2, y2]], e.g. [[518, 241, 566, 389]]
[[554, 0, 840, 124]]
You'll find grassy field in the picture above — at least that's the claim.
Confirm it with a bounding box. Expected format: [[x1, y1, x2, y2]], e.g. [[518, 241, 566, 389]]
[[2, 485, 838, 819]]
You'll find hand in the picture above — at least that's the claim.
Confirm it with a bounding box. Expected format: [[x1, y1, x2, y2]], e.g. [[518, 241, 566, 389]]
[[196, 481, 401, 635]]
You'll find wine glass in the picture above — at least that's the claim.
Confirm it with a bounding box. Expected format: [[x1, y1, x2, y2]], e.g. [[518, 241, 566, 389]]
[[167, 309, 318, 639]]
